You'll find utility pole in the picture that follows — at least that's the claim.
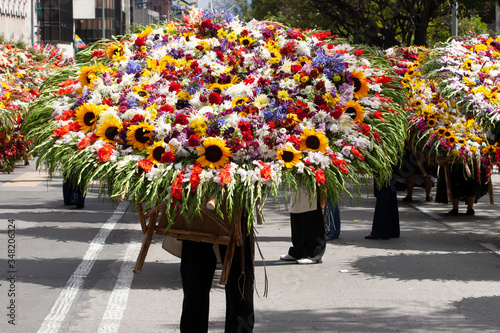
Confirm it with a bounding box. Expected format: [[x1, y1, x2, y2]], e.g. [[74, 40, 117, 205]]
[[451, 0, 458, 37]]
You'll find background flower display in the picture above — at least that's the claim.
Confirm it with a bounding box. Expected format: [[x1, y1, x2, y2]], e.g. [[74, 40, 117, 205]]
[[27, 9, 408, 226], [0, 42, 71, 172], [388, 39, 500, 175]]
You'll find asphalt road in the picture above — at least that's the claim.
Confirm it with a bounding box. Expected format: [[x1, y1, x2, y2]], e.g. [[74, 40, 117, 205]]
[[0, 161, 499, 333]]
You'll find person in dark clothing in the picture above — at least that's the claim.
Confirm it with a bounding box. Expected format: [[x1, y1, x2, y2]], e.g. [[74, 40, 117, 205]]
[[365, 173, 400, 240], [447, 163, 479, 216], [180, 212, 254, 333], [62, 172, 86, 209], [280, 189, 326, 264]]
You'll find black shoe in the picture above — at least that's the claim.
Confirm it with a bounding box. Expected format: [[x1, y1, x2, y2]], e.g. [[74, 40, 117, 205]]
[[466, 208, 474, 216], [448, 209, 458, 215], [402, 196, 412, 202], [426, 196, 433, 202], [365, 234, 389, 240]]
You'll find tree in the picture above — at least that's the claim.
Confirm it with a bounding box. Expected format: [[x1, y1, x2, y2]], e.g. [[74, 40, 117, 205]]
[[249, 0, 497, 47]]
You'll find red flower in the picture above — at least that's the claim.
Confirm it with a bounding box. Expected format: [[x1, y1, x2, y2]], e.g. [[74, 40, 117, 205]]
[[219, 164, 232, 186], [77, 134, 97, 150], [171, 170, 185, 200], [259, 162, 271, 179], [159, 104, 174, 113], [290, 64, 302, 73], [190, 164, 203, 189], [135, 36, 146, 47], [169, 82, 182, 93], [208, 92, 222, 105], [53, 125, 70, 138], [173, 114, 189, 125], [315, 168, 326, 184], [331, 154, 349, 174], [98, 143, 115, 162], [351, 146, 365, 161], [138, 159, 154, 172], [91, 50, 106, 58], [188, 134, 201, 147], [55, 109, 75, 121], [161, 151, 176, 163]]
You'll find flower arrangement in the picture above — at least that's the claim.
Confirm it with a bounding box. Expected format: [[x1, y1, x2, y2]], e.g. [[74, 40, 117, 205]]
[[0, 42, 70, 172], [387, 40, 500, 173], [27, 9, 408, 226]]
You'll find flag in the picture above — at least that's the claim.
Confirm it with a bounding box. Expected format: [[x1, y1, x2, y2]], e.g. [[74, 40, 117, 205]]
[[75, 34, 87, 49]]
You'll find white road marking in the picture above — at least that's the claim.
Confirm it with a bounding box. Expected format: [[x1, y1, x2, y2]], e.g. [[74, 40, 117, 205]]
[[480, 243, 500, 256], [97, 241, 142, 333], [37, 200, 130, 333]]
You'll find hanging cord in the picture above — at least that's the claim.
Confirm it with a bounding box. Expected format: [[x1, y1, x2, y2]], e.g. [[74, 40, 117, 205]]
[[252, 226, 268, 298]]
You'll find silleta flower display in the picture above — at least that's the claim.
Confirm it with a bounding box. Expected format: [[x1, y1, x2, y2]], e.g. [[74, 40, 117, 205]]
[[387, 35, 500, 174], [1, 42, 70, 172], [28, 9, 407, 226]]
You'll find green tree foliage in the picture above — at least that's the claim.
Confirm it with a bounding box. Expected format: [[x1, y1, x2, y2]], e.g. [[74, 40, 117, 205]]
[[249, 0, 497, 47]]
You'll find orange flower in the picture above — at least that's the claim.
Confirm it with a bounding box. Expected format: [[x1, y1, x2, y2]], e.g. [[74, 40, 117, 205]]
[[138, 159, 154, 172], [351, 146, 365, 161], [259, 162, 271, 179], [219, 164, 233, 185], [315, 168, 326, 184], [97, 143, 115, 162]]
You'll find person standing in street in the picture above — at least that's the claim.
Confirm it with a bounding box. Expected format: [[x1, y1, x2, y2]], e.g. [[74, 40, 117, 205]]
[[366, 171, 400, 240], [280, 188, 326, 264]]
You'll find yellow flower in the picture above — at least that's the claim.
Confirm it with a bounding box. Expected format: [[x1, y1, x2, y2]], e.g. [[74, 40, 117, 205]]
[[190, 118, 208, 136], [78, 65, 99, 89], [126, 122, 155, 151], [461, 58, 473, 70], [324, 92, 339, 107], [106, 44, 125, 61], [147, 141, 173, 164], [426, 118, 437, 128], [277, 90, 290, 100], [297, 56, 311, 66], [227, 32, 237, 43], [351, 69, 370, 99], [232, 96, 249, 108], [342, 100, 365, 123], [475, 43, 487, 53], [196, 137, 231, 169], [239, 36, 253, 47], [277, 148, 302, 168], [137, 26, 152, 38], [217, 29, 228, 39], [96, 115, 122, 143], [300, 128, 329, 153], [75, 103, 104, 133]]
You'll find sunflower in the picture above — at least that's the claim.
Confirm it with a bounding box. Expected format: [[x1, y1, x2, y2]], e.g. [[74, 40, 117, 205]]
[[75, 103, 103, 133], [297, 56, 312, 67], [426, 118, 437, 128], [78, 65, 98, 89], [147, 141, 172, 164], [134, 85, 150, 102], [106, 44, 125, 60], [436, 127, 446, 137], [126, 122, 155, 151], [342, 100, 365, 123], [239, 36, 254, 47], [277, 147, 302, 168], [447, 135, 458, 145], [444, 129, 454, 138], [232, 96, 249, 108], [96, 116, 122, 143], [351, 69, 370, 100], [300, 128, 329, 153], [196, 137, 231, 169]]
